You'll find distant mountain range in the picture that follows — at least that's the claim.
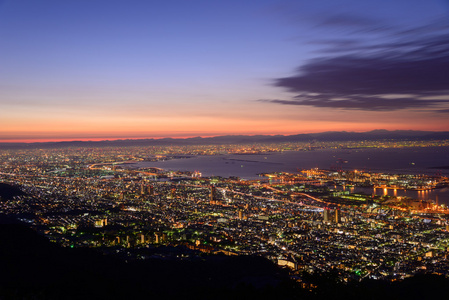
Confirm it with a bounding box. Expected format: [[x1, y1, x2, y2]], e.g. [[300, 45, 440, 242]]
[[1, 130, 449, 149]]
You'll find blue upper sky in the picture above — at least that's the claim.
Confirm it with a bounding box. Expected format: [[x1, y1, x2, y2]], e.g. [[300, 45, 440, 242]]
[[1, 0, 448, 141]]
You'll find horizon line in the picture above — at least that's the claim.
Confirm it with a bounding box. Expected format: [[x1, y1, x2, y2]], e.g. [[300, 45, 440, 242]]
[[0, 129, 446, 144]]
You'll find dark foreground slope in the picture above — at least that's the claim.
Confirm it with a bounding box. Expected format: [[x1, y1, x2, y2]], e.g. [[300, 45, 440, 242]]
[[0, 183, 26, 201], [0, 217, 301, 300], [1, 216, 449, 300]]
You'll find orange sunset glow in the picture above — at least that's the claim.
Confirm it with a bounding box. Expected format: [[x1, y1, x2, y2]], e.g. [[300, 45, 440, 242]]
[[1, 0, 449, 143]]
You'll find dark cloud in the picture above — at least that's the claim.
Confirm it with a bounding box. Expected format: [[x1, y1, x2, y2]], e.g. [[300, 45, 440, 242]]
[[261, 97, 449, 111], [315, 13, 395, 36], [392, 18, 449, 39], [266, 24, 449, 111], [276, 51, 449, 95]]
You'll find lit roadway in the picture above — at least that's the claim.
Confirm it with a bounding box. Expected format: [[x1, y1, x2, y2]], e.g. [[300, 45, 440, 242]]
[[2, 167, 448, 217], [168, 181, 325, 210]]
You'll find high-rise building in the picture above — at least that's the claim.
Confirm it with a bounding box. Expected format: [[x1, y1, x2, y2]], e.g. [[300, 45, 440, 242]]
[[210, 185, 216, 204], [335, 208, 341, 223], [323, 208, 331, 222]]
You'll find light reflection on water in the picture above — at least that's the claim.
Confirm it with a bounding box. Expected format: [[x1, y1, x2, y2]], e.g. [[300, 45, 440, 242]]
[[334, 185, 449, 206], [133, 147, 449, 205]]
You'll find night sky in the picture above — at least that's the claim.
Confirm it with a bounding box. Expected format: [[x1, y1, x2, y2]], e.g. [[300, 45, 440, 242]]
[[1, 0, 449, 142]]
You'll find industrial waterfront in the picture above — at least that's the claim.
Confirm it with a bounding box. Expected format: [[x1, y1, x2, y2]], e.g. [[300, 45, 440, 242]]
[[1, 140, 449, 287]]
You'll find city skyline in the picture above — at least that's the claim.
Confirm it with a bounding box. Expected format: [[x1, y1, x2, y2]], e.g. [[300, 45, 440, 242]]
[[1, 0, 449, 142]]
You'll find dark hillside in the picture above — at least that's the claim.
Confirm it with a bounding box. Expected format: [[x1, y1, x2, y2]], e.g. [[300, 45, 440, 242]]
[[0, 183, 26, 201], [0, 219, 301, 300]]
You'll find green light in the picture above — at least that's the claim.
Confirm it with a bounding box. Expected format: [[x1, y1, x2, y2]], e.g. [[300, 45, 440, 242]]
[[70, 245, 74, 248]]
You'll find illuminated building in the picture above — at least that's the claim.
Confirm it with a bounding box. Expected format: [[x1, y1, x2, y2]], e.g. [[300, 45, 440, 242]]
[[210, 185, 216, 204], [323, 208, 331, 222], [335, 209, 341, 223]]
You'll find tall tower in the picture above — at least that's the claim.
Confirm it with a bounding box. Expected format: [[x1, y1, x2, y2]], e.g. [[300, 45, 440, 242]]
[[210, 185, 216, 205], [335, 208, 341, 223], [323, 208, 331, 222], [141, 183, 147, 196]]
